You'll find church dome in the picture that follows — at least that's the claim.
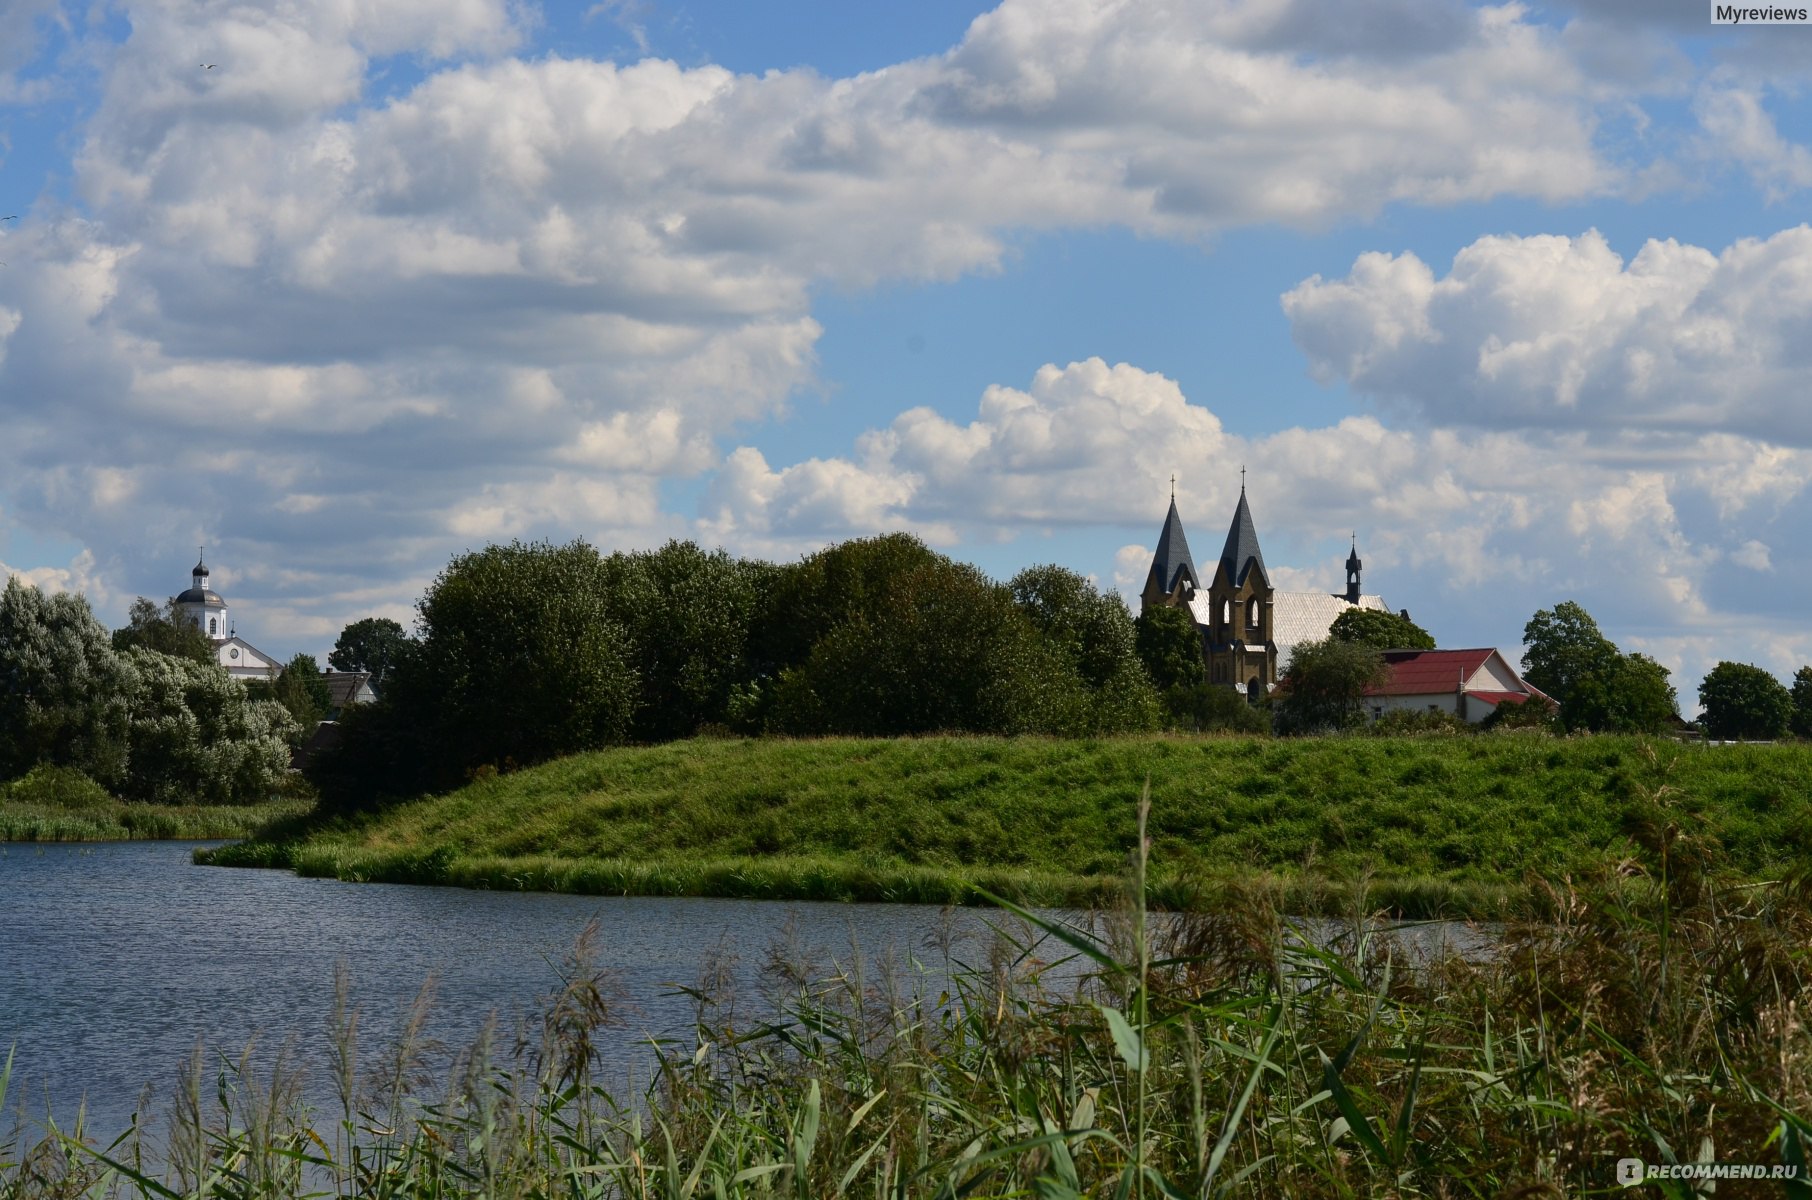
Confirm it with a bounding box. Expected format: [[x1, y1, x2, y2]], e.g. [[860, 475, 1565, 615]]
[[175, 585, 225, 605]]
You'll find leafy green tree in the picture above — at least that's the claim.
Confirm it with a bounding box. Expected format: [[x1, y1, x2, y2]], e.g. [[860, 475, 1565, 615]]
[[1009, 565, 1159, 732], [111, 596, 215, 664], [1275, 637, 1388, 735], [771, 557, 1093, 736], [1790, 666, 1812, 739], [1133, 603, 1205, 693], [599, 541, 771, 741], [1162, 681, 1270, 734], [1562, 652, 1677, 734], [0, 577, 135, 787], [328, 617, 411, 685], [119, 647, 295, 804], [1697, 661, 1792, 741], [1329, 606, 1435, 650], [751, 533, 943, 673], [1521, 601, 1618, 706], [272, 652, 333, 736], [400, 540, 639, 779]]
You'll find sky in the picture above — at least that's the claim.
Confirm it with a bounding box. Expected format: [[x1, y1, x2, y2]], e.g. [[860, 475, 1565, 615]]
[[3, 0, 1812, 705]]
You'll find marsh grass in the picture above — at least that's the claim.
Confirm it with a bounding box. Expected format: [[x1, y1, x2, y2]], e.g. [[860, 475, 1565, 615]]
[[0, 764, 311, 842], [204, 734, 1812, 919], [7, 772, 1812, 1198]]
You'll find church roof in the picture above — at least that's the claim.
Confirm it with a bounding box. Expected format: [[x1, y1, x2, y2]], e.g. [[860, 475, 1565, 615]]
[[175, 586, 225, 605], [1148, 498, 1198, 594], [1272, 591, 1389, 670], [1218, 489, 1268, 588]]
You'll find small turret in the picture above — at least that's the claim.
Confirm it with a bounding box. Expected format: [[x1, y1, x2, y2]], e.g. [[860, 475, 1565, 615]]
[[1345, 536, 1363, 605]]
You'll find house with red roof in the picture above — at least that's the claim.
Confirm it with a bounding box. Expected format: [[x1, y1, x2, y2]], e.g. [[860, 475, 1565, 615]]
[[1367, 648, 1554, 724]]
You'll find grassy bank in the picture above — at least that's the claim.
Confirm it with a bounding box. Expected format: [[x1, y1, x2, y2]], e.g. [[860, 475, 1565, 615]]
[[0, 765, 311, 842], [7, 841, 1810, 1198], [202, 733, 1812, 917]]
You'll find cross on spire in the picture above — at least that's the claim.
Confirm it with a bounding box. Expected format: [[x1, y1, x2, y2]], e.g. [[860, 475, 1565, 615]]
[[1169, 472, 1176, 500], [1239, 465, 1246, 492]]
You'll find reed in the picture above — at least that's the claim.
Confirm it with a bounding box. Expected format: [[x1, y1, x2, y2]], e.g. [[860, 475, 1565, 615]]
[[6, 778, 1810, 1198]]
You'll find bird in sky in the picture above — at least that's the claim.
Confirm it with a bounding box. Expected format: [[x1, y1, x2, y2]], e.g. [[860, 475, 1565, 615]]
[[200, 63, 215, 69], [0, 216, 16, 222]]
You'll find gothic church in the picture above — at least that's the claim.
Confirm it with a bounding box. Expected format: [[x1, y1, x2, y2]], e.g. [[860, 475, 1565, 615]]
[[1141, 485, 1391, 698]]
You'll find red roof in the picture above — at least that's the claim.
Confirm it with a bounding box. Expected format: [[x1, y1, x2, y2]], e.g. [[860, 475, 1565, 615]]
[[1367, 648, 1497, 697]]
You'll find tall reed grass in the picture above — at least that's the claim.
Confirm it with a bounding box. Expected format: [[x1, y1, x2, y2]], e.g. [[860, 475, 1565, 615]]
[[5, 786, 1809, 1198]]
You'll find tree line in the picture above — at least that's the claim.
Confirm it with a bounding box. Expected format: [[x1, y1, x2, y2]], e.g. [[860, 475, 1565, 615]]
[[6, 535, 1811, 809]]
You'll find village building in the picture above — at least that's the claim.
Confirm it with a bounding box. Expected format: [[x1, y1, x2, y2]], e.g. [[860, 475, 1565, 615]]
[[1365, 648, 1551, 724], [1141, 485, 1391, 697]]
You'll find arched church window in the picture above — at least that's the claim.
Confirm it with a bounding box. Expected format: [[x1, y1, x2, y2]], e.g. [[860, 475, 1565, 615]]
[[1246, 598, 1259, 629], [209, 618, 217, 635], [1220, 599, 1230, 626]]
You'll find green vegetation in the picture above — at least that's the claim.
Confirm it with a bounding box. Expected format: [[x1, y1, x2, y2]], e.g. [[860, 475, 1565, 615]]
[[0, 765, 309, 841], [1327, 604, 1435, 649], [210, 734, 1812, 918], [1521, 600, 1678, 733], [1, 578, 296, 815], [1699, 659, 1795, 741], [12, 799, 1812, 1198], [1273, 638, 1388, 735]]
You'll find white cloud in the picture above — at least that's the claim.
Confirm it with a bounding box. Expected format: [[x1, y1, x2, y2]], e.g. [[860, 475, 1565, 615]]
[[1694, 86, 1812, 198], [706, 357, 1812, 688], [1284, 226, 1812, 444]]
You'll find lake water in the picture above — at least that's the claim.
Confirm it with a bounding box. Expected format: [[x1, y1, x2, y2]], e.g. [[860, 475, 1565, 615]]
[[0, 841, 1053, 1142]]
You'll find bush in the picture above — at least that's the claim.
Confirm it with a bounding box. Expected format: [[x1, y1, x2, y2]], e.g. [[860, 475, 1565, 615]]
[[1161, 682, 1269, 734], [1366, 708, 1470, 736], [0, 763, 114, 810]]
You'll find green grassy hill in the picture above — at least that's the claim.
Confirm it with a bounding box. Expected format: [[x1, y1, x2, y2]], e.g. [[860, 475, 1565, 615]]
[[203, 734, 1812, 917]]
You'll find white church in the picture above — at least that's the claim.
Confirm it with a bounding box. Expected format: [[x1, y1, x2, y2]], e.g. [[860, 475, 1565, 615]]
[[173, 552, 287, 680]]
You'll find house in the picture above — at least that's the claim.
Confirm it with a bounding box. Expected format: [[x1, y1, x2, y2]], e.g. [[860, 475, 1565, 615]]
[[1142, 483, 1393, 697], [1366, 648, 1553, 724], [322, 669, 377, 713]]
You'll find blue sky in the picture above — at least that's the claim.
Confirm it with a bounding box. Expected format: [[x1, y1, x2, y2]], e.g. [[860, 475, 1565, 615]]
[[4, 0, 1812, 702]]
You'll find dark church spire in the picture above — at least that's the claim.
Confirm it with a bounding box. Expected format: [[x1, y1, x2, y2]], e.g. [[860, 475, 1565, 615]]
[[1148, 494, 1198, 596], [1345, 534, 1363, 604], [1218, 479, 1267, 588]]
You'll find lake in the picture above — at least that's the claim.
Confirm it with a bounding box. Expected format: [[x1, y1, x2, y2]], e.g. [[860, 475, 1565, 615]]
[[0, 841, 1052, 1143]]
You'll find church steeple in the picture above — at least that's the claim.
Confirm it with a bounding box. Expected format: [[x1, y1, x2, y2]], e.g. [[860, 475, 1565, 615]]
[[1143, 488, 1199, 611], [1218, 476, 1267, 589], [1345, 535, 1363, 604]]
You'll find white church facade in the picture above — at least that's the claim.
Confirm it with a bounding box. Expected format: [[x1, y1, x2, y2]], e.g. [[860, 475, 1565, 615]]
[[173, 553, 285, 681]]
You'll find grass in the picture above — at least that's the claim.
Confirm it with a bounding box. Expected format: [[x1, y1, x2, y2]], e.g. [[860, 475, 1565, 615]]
[[201, 733, 1812, 918], [6, 787, 1810, 1198], [0, 765, 311, 842]]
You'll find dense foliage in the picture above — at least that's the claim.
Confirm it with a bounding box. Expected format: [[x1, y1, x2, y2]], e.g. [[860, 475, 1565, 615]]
[[1327, 604, 1435, 649], [110, 595, 216, 664], [0, 578, 294, 804], [1274, 637, 1387, 734], [1698, 660, 1793, 741], [327, 616, 410, 684], [1795, 665, 1812, 739], [1521, 601, 1677, 733]]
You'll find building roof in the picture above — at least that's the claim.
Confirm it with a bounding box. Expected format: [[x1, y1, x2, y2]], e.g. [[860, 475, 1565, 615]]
[[1218, 489, 1268, 588], [1271, 591, 1389, 667], [1148, 497, 1199, 594], [175, 586, 225, 605], [1367, 648, 1553, 704], [323, 670, 376, 707]]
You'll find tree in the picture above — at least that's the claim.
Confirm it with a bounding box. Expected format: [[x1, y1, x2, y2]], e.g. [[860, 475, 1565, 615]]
[[0, 577, 135, 787], [1564, 652, 1677, 734], [272, 652, 333, 736], [120, 647, 295, 804], [111, 596, 214, 664], [399, 540, 639, 779], [1009, 565, 1160, 732], [770, 557, 1094, 736], [1698, 661, 1792, 741], [328, 617, 410, 685], [1329, 606, 1435, 650], [751, 533, 943, 673], [1133, 604, 1205, 693], [1274, 637, 1388, 735], [1790, 666, 1812, 739], [598, 541, 770, 741], [1521, 601, 1618, 706]]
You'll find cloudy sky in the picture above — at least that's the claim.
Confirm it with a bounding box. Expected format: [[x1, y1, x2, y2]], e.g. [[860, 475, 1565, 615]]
[[3, 0, 1811, 700]]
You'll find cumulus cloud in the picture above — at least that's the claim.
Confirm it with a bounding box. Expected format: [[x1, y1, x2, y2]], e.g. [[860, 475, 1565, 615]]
[[1283, 226, 1812, 444], [707, 357, 1812, 689]]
